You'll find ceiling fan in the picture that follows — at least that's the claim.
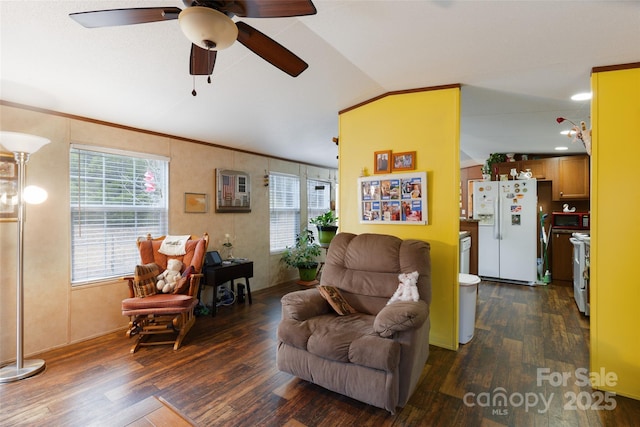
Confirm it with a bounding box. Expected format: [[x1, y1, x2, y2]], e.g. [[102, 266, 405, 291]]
[[69, 1, 316, 93]]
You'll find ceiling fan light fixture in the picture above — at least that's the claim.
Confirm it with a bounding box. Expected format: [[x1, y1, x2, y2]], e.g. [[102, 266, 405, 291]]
[[179, 7, 238, 51]]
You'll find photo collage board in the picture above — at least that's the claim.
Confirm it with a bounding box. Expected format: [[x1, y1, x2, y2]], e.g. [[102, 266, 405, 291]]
[[358, 172, 427, 225]]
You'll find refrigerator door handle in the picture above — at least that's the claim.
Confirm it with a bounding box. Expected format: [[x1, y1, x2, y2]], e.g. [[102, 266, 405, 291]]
[[494, 196, 500, 240]]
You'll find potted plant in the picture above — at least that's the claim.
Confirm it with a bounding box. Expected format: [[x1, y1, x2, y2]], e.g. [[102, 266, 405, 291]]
[[310, 210, 338, 245], [482, 153, 506, 180], [281, 228, 322, 281]]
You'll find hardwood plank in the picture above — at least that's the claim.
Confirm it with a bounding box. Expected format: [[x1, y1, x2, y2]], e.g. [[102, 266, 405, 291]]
[[1, 280, 639, 426]]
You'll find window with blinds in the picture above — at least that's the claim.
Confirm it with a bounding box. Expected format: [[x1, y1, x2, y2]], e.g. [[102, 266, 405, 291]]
[[269, 173, 300, 252], [307, 179, 331, 240], [70, 145, 168, 284]]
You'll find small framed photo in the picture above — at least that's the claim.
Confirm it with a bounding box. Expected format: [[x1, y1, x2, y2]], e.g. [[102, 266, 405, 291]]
[[392, 151, 416, 171], [374, 150, 391, 174], [0, 152, 18, 222], [184, 192, 208, 213]]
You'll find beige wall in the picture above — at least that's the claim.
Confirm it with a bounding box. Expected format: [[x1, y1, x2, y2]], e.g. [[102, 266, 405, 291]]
[[0, 104, 336, 362]]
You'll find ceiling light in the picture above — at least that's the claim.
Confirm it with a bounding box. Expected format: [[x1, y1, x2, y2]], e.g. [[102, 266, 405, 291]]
[[571, 92, 592, 101], [178, 7, 238, 51], [560, 130, 571, 136], [555, 146, 569, 151]]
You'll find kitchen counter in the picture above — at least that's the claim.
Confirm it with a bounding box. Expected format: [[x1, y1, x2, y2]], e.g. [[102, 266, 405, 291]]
[[551, 228, 590, 234], [459, 220, 478, 275]]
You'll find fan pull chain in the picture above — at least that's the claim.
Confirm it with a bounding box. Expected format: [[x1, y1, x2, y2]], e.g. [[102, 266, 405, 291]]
[[192, 76, 197, 97], [207, 47, 212, 84]]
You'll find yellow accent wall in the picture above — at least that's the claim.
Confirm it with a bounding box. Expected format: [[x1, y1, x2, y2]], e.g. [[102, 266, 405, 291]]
[[338, 87, 461, 349], [591, 65, 640, 399]]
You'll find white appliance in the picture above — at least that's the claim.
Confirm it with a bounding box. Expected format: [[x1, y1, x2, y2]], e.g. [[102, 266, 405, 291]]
[[570, 232, 590, 315], [460, 235, 471, 274], [473, 179, 538, 284]]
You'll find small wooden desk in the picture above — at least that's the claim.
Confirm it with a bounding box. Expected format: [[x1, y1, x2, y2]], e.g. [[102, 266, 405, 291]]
[[202, 260, 253, 316]]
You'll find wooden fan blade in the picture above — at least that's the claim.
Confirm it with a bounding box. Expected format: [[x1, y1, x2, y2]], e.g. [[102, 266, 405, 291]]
[[236, 22, 308, 77], [69, 7, 181, 28], [190, 44, 217, 76], [221, 0, 316, 18]]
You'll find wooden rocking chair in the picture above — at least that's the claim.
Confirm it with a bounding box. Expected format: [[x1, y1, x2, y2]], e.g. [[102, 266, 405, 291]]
[[122, 233, 209, 353]]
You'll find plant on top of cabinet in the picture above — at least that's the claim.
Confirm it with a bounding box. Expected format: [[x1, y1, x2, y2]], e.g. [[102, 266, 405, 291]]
[[482, 153, 507, 178]]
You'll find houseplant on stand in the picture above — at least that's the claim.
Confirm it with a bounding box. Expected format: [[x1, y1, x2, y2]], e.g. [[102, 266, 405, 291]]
[[281, 228, 322, 282], [310, 210, 338, 246]]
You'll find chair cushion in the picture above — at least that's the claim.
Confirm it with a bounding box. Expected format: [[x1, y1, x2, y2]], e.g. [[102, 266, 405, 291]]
[[133, 263, 160, 298], [278, 313, 401, 372], [318, 285, 357, 315], [139, 237, 207, 273], [122, 293, 195, 310], [173, 265, 195, 295]]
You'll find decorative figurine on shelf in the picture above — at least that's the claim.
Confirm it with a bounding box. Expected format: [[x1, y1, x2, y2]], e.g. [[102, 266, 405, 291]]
[[222, 233, 234, 259]]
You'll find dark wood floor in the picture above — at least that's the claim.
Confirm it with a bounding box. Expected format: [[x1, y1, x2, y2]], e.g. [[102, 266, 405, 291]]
[[1, 281, 639, 426]]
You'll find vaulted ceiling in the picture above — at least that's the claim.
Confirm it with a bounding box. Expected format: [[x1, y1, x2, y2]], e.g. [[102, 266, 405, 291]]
[[1, 1, 639, 168]]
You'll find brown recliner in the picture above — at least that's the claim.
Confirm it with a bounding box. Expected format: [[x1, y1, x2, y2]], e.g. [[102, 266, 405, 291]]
[[122, 233, 209, 353], [276, 232, 431, 413]]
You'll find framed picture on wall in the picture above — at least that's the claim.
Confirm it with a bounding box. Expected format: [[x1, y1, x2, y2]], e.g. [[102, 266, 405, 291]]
[[184, 192, 208, 213], [0, 152, 18, 222], [358, 171, 427, 225], [373, 150, 391, 174], [216, 169, 251, 213], [392, 151, 416, 171]]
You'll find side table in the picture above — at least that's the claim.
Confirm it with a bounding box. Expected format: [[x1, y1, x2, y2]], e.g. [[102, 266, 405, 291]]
[[201, 260, 253, 316]]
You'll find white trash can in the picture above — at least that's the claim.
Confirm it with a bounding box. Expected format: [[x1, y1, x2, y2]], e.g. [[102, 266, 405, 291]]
[[459, 273, 481, 344]]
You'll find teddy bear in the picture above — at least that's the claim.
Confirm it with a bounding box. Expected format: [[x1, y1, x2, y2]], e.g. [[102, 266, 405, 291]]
[[156, 259, 183, 293], [387, 271, 420, 305]]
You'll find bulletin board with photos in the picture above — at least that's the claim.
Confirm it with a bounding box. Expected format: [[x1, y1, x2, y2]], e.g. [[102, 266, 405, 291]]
[[358, 172, 427, 225]]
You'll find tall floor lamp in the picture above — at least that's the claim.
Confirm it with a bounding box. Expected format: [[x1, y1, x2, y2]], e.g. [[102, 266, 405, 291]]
[[0, 131, 50, 383]]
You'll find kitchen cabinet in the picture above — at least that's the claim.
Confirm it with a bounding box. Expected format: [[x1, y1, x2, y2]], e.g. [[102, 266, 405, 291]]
[[494, 158, 550, 180], [495, 162, 519, 179], [521, 159, 550, 180], [551, 230, 573, 283], [494, 155, 589, 200], [551, 155, 590, 200]]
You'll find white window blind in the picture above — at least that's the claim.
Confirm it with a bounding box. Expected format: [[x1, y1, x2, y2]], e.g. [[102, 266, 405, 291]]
[[70, 146, 168, 284], [307, 179, 331, 240], [269, 173, 300, 252]]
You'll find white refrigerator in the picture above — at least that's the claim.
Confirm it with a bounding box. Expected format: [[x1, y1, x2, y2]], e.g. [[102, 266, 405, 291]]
[[473, 179, 538, 284]]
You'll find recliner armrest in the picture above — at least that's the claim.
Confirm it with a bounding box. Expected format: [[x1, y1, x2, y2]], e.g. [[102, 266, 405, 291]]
[[281, 289, 331, 321], [374, 300, 429, 338]]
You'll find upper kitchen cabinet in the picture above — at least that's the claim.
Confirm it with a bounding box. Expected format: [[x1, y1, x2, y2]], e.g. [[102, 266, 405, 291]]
[[550, 155, 590, 200], [521, 158, 550, 180], [493, 155, 589, 200], [495, 158, 550, 180]]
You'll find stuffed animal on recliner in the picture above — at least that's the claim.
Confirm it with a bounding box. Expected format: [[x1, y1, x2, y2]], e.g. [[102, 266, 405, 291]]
[[387, 271, 420, 305], [156, 259, 183, 293]]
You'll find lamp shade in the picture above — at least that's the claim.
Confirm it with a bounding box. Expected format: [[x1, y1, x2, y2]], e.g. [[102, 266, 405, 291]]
[[0, 131, 50, 154], [179, 6, 238, 51]]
